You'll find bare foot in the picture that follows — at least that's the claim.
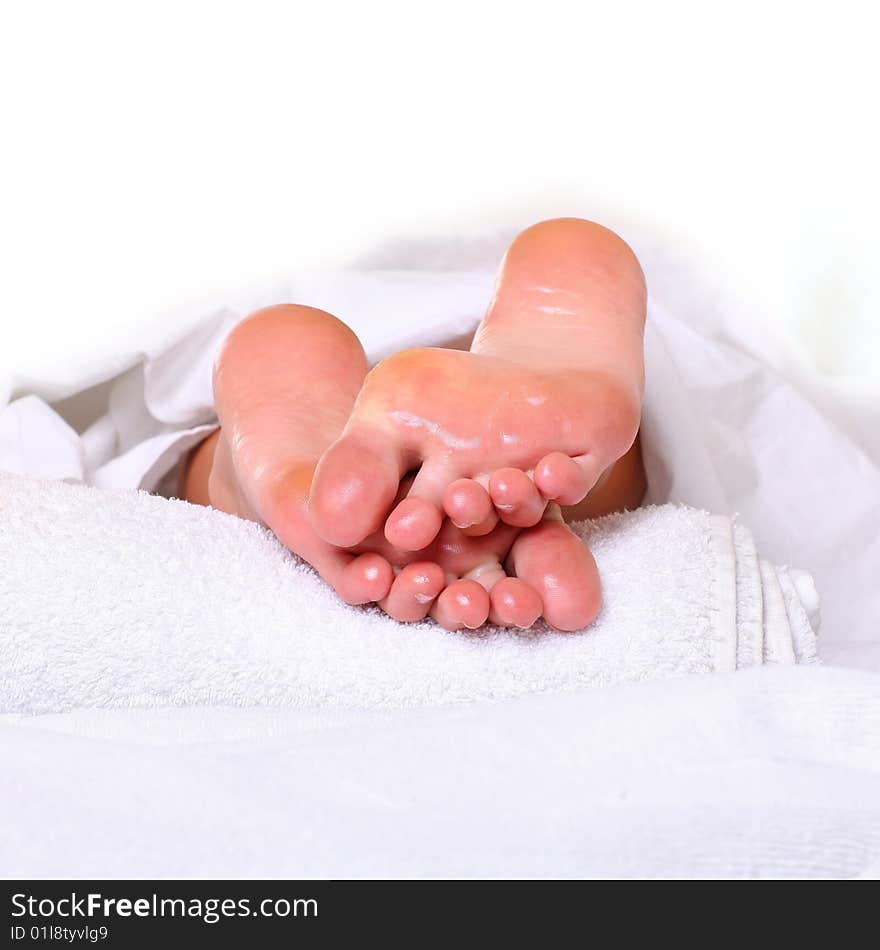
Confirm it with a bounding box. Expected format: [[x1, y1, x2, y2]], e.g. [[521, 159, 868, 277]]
[[184, 304, 594, 630], [308, 219, 645, 624]]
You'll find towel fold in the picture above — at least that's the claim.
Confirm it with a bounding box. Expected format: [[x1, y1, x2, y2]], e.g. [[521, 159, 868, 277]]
[[0, 473, 819, 714]]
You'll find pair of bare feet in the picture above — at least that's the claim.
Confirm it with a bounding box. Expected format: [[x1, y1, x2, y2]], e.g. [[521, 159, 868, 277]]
[[183, 218, 647, 631]]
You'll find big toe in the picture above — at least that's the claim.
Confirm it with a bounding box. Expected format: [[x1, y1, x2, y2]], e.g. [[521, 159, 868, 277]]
[[508, 518, 601, 632], [309, 433, 403, 547]]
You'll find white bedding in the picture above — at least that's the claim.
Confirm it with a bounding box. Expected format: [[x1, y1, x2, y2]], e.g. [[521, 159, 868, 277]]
[[4, 667, 879, 879], [0, 477, 821, 715], [1, 232, 879, 878]]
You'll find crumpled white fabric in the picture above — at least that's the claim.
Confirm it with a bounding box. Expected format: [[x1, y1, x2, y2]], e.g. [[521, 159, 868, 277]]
[[1, 260, 877, 668]]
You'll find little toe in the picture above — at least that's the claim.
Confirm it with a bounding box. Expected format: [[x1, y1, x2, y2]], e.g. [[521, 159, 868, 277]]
[[507, 516, 601, 632], [379, 561, 445, 622], [488, 467, 546, 527], [338, 553, 394, 605], [488, 577, 543, 629], [442, 478, 498, 535], [533, 451, 598, 506], [310, 432, 405, 547], [430, 579, 490, 630]]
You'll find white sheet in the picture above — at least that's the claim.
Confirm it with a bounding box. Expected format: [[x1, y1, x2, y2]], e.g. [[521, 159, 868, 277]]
[[4, 666, 879, 879]]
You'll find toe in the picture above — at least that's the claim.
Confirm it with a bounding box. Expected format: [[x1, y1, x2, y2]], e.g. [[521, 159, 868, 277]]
[[385, 458, 458, 551], [309, 432, 405, 547], [338, 553, 394, 605], [488, 467, 546, 527], [379, 561, 445, 622], [488, 577, 543, 628], [507, 517, 601, 632], [533, 451, 597, 506], [430, 579, 490, 630], [442, 478, 498, 535], [384, 497, 444, 551], [240, 461, 395, 609]]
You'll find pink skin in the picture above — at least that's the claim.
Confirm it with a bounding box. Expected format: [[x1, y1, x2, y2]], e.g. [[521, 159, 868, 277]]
[[310, 218, 645, 559], [505, 517, 601, 632], [432, 580, 492, 631], [443, 478, 498, 534], [187, 303, 599, 631]]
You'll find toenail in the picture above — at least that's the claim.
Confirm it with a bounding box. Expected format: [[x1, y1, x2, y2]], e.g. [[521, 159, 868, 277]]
[[364, 566, 380, 581], [452, 519, 476, 529], [414, 593, 435, 604], [455, 593, 471, 607]]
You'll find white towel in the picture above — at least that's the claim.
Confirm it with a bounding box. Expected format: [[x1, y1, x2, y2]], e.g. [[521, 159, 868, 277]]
[[0, 473, 819, 715]]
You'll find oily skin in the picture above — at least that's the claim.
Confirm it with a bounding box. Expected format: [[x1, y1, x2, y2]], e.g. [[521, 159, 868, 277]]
[[184, 218, 647, 631], [311, 219, 645, 553], [185, 306, 570, 629]]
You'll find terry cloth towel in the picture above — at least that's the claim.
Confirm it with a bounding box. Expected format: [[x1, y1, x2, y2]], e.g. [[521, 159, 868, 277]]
[[0, 473, 819, 714]]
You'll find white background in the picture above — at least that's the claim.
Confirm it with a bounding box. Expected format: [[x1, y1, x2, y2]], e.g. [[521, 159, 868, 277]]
[[1, 1, 878, 382]]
